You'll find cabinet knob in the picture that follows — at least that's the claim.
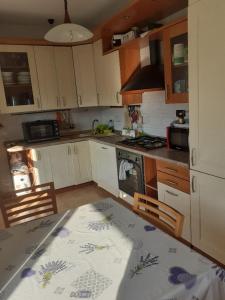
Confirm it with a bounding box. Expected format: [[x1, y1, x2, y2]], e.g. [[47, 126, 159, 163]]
[[97, 93, 100, 105], [166, 190, 178, 197], [62, 96, 66, 107], [78, 95, 82, 105], [116, 91, 120, 104]]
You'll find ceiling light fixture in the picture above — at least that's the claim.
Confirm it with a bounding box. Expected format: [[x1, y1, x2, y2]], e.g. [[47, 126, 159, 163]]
[[44, 0, 93, 43]]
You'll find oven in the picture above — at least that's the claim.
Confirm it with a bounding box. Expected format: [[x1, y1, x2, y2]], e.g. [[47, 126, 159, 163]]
[[116, 148, 145, 197], [22, 120, 60, 143]]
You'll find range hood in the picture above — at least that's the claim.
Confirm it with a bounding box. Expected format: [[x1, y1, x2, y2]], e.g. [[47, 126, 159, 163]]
[[121, 40, 165, 94]]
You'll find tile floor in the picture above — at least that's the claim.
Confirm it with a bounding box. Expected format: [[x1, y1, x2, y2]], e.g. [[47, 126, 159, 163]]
[[0, 183, 125, 230]]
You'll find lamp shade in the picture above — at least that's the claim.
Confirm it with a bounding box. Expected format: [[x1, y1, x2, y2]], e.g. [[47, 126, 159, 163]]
[[44, 23, 93, 43]]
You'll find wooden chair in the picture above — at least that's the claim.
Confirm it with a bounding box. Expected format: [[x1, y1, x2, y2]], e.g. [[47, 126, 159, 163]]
[[133, 193, 184, 238], [1, 182, 58, 228]]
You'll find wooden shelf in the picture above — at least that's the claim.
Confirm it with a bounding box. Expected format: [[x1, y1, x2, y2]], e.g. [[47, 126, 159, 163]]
[[103, 17, 187, 55], [145, 183, 158, 191], [121, 87, 164, 95]]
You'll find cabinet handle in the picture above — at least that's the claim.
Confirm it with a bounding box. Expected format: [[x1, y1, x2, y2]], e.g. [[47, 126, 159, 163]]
[[166, 190, 178, 197], [191, 148, 197, 167], [191, 176, 196, 193], [78, 95, 82, 105], [101, 147, 108, 150], [74, 145, 78, 155], [68, 146, 71, 155], [165, 180, 178, 186], [116, 91, 120, 104], [62, 96, 66, 107], [97, 93, 100, 105]]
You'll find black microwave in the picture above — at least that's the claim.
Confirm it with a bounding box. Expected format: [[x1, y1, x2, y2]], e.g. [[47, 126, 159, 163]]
[[167, 126, 189, 151], [22, 120, 60, 143]]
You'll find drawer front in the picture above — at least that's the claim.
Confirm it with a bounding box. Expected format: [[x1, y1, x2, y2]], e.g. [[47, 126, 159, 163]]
[[157, 171, 190, 194], [156, 160, 190, 181], [158, 182, 191, 242]]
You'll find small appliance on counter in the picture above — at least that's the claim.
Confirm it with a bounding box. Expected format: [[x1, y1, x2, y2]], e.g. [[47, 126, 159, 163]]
[[167, 110, 189, 152], [22, 120, 60, 143]]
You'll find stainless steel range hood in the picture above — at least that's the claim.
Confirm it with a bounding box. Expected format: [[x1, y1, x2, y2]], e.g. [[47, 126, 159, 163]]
[[121, 40, 165, 94]]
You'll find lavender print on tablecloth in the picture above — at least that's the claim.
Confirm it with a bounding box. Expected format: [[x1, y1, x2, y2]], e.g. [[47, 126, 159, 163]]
[[52, 227, 70, 238], [130, 253, 159, 278], [169, 266, 197, 289], [88, 214, 113, 231], [21, 268, 36, 278], [144, 225, 156, 232], [212, 265, 225, 282]]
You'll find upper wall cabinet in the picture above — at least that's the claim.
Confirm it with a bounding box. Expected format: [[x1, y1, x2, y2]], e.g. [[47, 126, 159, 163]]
[[73, 44, 98, 107], [34, 46, 78, 111], [0, 45, 40, 113], [34, 46, 59, 110], [93, 40, 122, 106], [54, 47, 78, 109], [163, 20, 188, 104]]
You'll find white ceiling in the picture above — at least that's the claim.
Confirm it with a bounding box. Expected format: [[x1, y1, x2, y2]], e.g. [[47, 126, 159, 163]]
[[0, 0, 133, 29]]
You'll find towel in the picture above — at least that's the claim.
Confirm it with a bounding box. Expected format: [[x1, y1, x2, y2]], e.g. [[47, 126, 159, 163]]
[[119, 159, 134, 180]]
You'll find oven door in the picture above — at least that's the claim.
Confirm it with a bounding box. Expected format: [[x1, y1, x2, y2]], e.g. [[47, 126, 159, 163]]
[[117, 149, 145, 197]]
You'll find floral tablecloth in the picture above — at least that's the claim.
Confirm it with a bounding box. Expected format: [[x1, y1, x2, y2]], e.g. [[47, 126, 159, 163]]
[[0, 198, 225, 300]]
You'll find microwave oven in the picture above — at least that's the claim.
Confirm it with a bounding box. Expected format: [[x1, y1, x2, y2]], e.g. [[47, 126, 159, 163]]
[[22, 120, 60, 143], [167, 126, 189, 151]]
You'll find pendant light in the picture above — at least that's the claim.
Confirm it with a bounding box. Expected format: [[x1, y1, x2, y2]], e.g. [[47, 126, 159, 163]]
[[44, 0, 93, 43]]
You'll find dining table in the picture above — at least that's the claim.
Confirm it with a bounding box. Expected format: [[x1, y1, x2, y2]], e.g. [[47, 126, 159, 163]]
[[0, 198, 225, 300]]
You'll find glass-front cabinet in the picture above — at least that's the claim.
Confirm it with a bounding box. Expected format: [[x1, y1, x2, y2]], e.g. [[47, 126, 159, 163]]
[[163, 20, 188, 104], [0, 45, 40, 113]]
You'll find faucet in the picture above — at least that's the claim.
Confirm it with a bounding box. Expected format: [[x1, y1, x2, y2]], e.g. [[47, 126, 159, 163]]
[[92, 119, 99, 134]]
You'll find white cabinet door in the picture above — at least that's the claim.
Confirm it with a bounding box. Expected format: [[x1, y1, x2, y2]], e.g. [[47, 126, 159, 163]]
[[72, 141, 92, 184], [89, 141, 99, 182], [30, 147, 53, 185], [189, 0, 225, 178], [95, 143, 119, 196], [48, 143, 75, 189], [54, 47, 78, 109], [191, 170, 225, 264], [0, 45, 40, 113], [73, 44, 98, 107], [93, 40, 122, 106], [34, 46, 59, 110], [158, 182, 191, 242]]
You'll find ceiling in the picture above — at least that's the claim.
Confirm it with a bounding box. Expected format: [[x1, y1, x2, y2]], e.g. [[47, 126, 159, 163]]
[[0, 0, 133, 29]]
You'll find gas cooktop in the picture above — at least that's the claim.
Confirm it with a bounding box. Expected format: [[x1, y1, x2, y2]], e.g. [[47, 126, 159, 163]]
[[118, 135, 167, 150]]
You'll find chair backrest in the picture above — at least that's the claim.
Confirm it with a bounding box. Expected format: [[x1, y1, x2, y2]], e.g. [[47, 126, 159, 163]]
[[1, 182, 58, 228], [133, 193, 184, 238]]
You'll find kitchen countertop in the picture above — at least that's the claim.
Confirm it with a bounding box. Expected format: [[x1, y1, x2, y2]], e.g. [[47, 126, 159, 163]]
[[5, 133, 189, 168]]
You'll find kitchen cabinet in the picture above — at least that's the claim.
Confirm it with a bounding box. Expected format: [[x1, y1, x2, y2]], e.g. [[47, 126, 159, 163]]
[[163, 19, 188, 103], [34, 46, 78, 111], [93, 40, 122, 106], [158, 182, 191, 242], [34, 46, 59, 110], [48, 143, 75, 189], [0, 45, 40, 113], [89, 141, 119, 196], [30, 147, 53, 185], [191, 170, 225, 264], [54, 47, 78, 109], [72, 141, 92, 184], [189, 0, 225, 179], [73, 44, 98, 107]]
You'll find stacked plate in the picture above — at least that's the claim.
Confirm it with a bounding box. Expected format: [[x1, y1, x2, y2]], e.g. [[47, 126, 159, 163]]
[[17, 71, 31, 84], [2, 71, 14, 85]]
